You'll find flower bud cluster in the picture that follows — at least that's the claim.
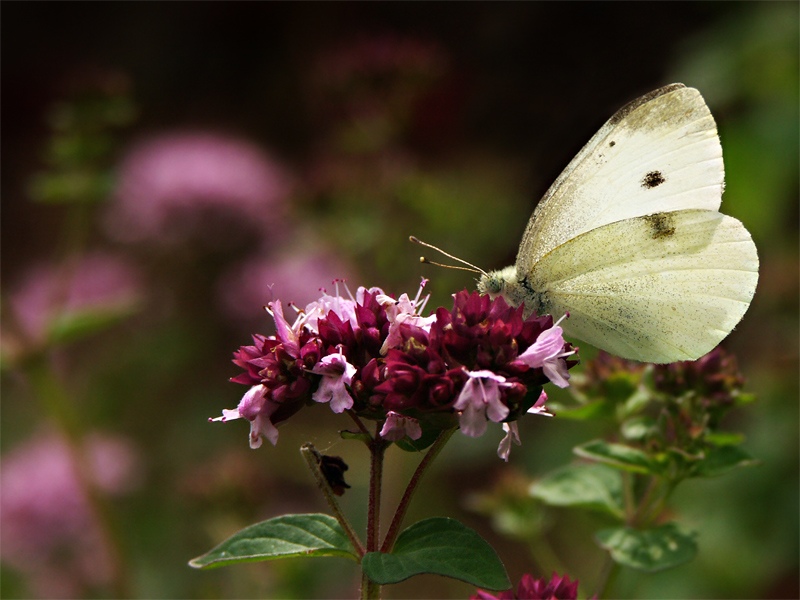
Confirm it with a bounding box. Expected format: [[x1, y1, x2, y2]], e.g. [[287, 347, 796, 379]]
[[651, 347, 747, 451], [213, 282, 577, 459], [472, 571, 590, 600], [575, 348, 749, 457]]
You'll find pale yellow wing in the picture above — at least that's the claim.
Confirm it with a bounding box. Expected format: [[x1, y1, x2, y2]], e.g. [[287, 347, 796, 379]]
[[517, 84, 724, 273], [529, 209, 758, 363]]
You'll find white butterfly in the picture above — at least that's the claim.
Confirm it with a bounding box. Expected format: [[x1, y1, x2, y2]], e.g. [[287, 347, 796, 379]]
[[475, 83, 758, 363]]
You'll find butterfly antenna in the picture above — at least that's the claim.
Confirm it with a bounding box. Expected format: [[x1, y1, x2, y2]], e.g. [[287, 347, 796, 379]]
[[409, 236, 488, 276]]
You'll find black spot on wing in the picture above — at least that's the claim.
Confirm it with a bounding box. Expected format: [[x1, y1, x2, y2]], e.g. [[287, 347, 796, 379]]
[[643, 213, 676, 239], [609, 140, 616, 147], [642, 170, 666, 188]]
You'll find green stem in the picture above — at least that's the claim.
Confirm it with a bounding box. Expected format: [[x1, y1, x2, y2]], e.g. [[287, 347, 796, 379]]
[[380, 428, 456, 553], [300, 444, 364, 556], [638, 478, 678, 527], [525, 535, 569, 580], [347, 409, 372, 438], [595, 553, 621, 599], [22, 355, 130, 598], [629, 475, 659, 526], [367, 433, 387, 554]]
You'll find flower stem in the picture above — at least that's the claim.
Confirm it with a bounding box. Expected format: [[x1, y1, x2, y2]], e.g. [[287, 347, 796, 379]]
[[22, 354, 130, 598], [347, 409, 372, 438], [367, 432, 387, 553], [300, 444, 364, 556], [380, 427, 456, 553], [362, 426, 388, 600], [595, 553, 621, 599], [638, 478, 677, 528]]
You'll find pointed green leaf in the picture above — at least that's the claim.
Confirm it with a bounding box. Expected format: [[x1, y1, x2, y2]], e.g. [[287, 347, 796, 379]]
[[189, 514, 359, 569], [394, 426, 443, 452], [620, 416, 656, 441], [529, 464, 624, 519], [620, 388, 652, 417], [546, 399, 611, 420], [734, 392, 757, 406], [705, 431, 745, 446], [574, 439, 657, 474], [361, 517, 510, 590], [339, 429, 373, 444], [595, 523, 697, 572], [691, 445, 759, 478], [48, 306, 139, 345]]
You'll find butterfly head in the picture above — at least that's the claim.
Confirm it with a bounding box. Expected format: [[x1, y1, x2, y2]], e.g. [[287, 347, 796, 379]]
[[478, 266, 547, 319], [477, 266, 516, 298]]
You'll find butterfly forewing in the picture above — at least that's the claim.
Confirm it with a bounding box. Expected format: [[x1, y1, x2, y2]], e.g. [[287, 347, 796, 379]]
[[530, 209, 758, 363], [516, 85, 724, 273]]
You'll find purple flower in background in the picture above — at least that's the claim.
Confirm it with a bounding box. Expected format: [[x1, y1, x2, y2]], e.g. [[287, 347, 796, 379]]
[[307, 33, 456, 151], [314, 34, 447, 87], [0, 432, 141, 598], [3, 252, 142, 353], [105, 132, 293, 243], [216, 249, 357, 323]]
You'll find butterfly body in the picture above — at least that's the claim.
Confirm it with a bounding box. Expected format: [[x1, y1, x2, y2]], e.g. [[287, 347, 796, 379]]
[[478, 84, 758, 363]]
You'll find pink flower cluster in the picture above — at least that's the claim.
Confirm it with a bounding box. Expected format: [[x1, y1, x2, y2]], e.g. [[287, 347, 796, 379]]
[[0, 432, 141, 598], [106, 132, 292, 244], [472, 572, 592, 600], [212, 282, 576, 460]]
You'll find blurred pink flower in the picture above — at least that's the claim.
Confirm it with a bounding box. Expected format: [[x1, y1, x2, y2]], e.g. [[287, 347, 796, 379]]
[[216, 248, 357, 323], [4, 252, 142, 350], [314, 34, 447, 89], [104, 132, 293, 243], [0, 431, 141, 598], [309, 34, 452, 149]]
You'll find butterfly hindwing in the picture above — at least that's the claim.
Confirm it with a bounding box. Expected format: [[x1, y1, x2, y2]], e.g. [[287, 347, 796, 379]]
[[528, 209, 758, 363]]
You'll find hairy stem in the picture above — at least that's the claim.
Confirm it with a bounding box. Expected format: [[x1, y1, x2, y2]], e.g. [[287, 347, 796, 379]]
[[381, 428, 456, 553], [362, 429, 388, 600], [300, 444, 365, 556]]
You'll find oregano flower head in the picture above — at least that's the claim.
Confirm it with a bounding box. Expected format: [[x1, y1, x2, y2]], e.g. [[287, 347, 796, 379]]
[[212, 280, 577, 459]]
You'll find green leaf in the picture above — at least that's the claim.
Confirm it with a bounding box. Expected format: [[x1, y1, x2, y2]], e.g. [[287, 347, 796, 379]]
[[546, 399, 611, 420], [28, 170, 114, 204], [620, 388, 652, 418], [595, 523, 697, 572], [691, 445, 759, 478], [339, 429, 373, 444], [529, 464, 624, 519], [394, 426, 443, 452], [47, 306, 138, 345], [620, 416, 656, 441], [734, 392, 757, 406], [361, 517, 510, 590], [705, 431, 745, 446], [188, 514, 359, 569], [574, 439, 657, 474]]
